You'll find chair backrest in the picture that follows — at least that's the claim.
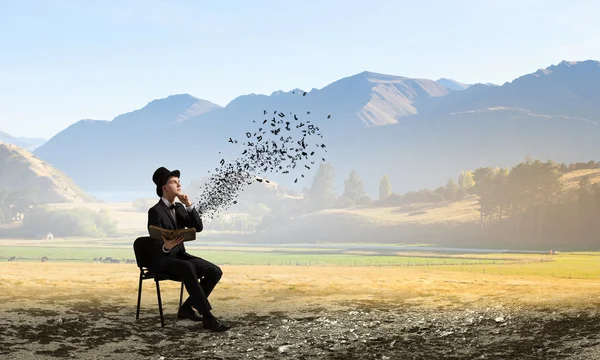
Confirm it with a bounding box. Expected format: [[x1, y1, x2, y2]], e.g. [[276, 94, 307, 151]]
[[133, 236, 156, 269]]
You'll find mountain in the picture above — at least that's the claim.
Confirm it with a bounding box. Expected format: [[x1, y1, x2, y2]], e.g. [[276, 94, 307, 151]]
[[32, 73, 450, 192], [32, 60, 600, 198], [0, 142, 95, 203], [0, 131, 46, 151], [417, 60, 600, 120], [435, 79, 498, 90], [310, 71, 450, 127], [34, 94, 222, 192], [436, 78, 470, 91]]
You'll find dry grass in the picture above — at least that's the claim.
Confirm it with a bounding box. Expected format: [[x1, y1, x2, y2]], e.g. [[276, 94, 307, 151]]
[[561, 168, 600, 188], [328, 199, 480, 226], [2, 263, 600, 317]]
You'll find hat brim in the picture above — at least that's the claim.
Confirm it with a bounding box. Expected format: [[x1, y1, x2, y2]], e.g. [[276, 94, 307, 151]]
[[156, 170, 181, 197]]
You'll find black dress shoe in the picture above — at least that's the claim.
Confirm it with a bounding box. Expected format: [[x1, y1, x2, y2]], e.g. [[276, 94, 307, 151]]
[[203, 317, 231, 332], [177, 309, 203, 322]]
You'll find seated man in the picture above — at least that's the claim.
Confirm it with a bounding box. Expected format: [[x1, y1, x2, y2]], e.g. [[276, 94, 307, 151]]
[[147, 166, 230, 332]]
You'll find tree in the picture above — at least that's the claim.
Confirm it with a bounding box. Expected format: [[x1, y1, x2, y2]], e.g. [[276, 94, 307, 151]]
[[402, 191, 427, 205], [576, 175, 594, 237], [22, 205, 118, 237], [373, 193, 403, 207], [379, 174, 391, 200], [343, 170, 366, 202], [458, 171, 475, 191], [455, 187, 468, 201], [490, 167, 510, 220], [444, 178, 459, 201], [507, 159, 564, 241], [335, 195, 355, 209], [356, 195, 372, 207], [587, 160, 597, 169], [472, 167, 498, 225], [0, 189, 35, 223], [0, 190, 11, 224], [559, 163, 568, 173], [305, 163, 336, 211]]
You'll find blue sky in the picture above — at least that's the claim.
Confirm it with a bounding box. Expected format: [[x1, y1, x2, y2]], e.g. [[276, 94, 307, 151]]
[[1, 0, 598, 138]]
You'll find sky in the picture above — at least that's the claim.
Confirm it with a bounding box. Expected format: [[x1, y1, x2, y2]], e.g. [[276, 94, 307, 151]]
[[1, 0, 599, 139]]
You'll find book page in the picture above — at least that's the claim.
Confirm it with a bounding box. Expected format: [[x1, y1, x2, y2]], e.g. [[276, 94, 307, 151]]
[[148, 225, 196, 242]]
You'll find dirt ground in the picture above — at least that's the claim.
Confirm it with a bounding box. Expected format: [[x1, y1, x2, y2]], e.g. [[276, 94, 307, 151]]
[[2, 263, 600, 359]]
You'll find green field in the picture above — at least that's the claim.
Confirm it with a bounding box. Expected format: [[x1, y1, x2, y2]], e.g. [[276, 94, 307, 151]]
[[3, 244, 599, 281], [0, 245, 515, 266]]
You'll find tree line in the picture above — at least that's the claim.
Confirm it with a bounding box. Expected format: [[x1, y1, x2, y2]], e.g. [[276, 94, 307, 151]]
[[0, 189, 118, 238], [468, 158, 600, 247], [285, 158, 600, 248]]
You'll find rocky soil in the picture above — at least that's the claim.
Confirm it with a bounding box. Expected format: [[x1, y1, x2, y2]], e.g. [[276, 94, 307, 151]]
[[2, 302, 600, 359]]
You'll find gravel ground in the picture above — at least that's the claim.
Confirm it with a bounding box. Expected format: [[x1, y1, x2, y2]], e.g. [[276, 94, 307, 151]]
[[2, 302, 600, 359]]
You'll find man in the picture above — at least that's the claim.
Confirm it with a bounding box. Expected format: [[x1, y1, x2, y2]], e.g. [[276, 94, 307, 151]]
[[147, 166, 230, 332]]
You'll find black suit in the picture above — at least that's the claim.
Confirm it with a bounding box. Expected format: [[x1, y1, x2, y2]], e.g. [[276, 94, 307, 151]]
[[147, 199, 222, 316]]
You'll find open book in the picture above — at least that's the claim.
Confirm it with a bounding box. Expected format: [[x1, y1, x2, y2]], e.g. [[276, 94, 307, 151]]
[[148, 225, 197, 242]]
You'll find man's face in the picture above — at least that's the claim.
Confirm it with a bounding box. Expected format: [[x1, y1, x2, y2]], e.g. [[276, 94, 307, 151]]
[[162, 176, 181, 197]]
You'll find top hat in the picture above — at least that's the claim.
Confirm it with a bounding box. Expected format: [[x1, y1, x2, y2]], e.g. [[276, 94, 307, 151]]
[[152, 167, 180, 197]]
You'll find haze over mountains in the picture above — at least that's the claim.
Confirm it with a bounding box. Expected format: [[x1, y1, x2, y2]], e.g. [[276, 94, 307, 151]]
[[29, 60, 600, 199], [0, 132, 46, 152]]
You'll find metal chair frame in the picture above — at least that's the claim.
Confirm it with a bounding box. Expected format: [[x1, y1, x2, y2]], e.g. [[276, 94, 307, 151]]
[[133, 237, 184, 327]]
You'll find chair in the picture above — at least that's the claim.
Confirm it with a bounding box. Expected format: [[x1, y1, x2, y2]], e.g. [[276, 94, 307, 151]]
[[133, 236, 184, 327]]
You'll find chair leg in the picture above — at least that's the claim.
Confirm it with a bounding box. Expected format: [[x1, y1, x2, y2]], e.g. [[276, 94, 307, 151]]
[[178, 282, 184, 311], [136, 272, 143, 320], [156, 281, 165, 328]]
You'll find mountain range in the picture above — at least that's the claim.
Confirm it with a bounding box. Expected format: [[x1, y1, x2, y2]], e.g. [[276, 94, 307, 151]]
[[0, 132, 46, 152], [29, 59, 600, 199]]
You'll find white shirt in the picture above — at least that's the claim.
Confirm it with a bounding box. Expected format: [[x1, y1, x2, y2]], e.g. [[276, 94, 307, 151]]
[[161, 197, 195, 218], [161, 197, 195, 253]]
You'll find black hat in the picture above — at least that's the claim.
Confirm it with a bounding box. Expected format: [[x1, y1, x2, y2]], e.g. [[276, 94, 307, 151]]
[[152, 167, 181, 197]]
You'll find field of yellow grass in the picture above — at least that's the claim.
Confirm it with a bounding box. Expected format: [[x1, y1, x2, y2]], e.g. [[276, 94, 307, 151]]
[[561, 168, 600, 188], [3, 262, 600, 316], [325, 198, 481, 226]]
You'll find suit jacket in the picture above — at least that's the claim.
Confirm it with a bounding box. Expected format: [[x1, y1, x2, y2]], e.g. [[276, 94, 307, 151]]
[[146, 199, 203, 269]]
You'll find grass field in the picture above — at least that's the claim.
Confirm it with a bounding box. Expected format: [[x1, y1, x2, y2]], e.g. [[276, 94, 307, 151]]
[[562, 168, 600, 188], [0, 245, 520, 266], [3, 260, 600, 315], [3, 243, 600, 280], [327, 199, 481, 226]]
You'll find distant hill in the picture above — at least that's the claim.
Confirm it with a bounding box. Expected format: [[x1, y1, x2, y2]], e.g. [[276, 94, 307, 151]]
[[416, 60, 600, 120], [0, 142, 95, 203], [436, 78, 470, 91], [435, 78, 498, 91], [0, 131, 46, 151], [32, 60, 600, 198]]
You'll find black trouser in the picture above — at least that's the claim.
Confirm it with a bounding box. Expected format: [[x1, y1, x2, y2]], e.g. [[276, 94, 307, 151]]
[[153, 255, 222, 316]]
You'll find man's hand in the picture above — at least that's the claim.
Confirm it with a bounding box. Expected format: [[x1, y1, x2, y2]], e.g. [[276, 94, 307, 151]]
[[177, 194, 192, 207], [162, 235, 185, 250]]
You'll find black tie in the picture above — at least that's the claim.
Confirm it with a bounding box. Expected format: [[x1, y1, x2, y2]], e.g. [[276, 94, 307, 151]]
[[169, 204, 177, 228]]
